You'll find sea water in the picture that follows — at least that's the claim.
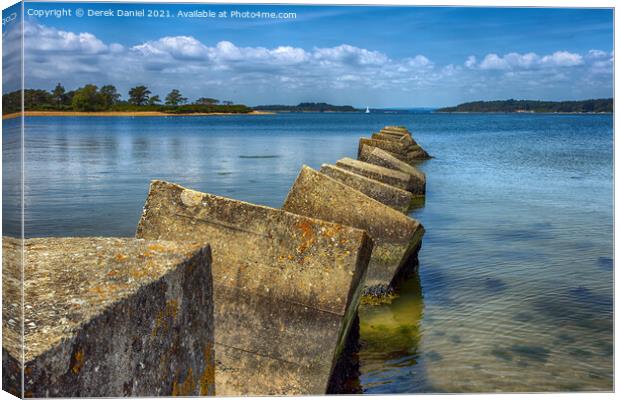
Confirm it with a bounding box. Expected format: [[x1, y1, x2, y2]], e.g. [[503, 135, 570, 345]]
[[3, 112, 613, 392]]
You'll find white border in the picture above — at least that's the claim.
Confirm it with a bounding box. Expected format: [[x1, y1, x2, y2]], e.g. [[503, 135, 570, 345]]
[[0, 1, 616, 400]]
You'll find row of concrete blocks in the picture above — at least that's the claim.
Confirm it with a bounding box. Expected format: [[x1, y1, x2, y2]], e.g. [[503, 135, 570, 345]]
[[2, 125, 430, 397]]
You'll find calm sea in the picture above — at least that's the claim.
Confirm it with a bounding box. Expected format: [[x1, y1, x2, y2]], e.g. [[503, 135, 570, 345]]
[[2, 112, 613, 392]]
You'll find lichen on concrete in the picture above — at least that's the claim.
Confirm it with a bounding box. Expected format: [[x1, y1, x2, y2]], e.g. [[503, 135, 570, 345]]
[[320, 163, 414, 213], [359, 125, 431, 162], [282, 166, 424, 296], [359, 145, 426, 195], [335, 157, 417, 193], [358, 137, 431, 164], [135, 179, 373, 395], [1, 236, 215, 398], [372, 132, 416, 146]]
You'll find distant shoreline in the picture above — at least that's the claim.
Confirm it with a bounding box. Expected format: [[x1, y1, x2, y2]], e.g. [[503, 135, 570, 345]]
[[2, 110, 275, 119], [436, 98, 612, 113], [435, 111, 612, 115]]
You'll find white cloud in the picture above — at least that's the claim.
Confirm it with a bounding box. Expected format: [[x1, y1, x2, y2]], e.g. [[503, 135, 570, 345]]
[[133, 36, 209, 60], [208, 41, 309, 65], [479, 53, 510, 70], [2, 19, 22, 92], [465, 55, 477, 69], [404, 55, 432, 68], [504, 52, 539, 69], [313, 44, 389, 66], [25, 23, 114, 55], [540, 51, 583, 67], [471, 50, 585, 71], [587, 49, 608, 59], [18, 21, 612, 106]]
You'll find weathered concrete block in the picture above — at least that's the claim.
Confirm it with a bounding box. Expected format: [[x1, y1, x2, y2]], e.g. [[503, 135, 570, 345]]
[[372, 132, 415, 145], [320, 163, 414, 213], [2, 236, 215, 398], [135, 180, 373, 395], [358, 138, 431, 163], [282, 166, 424, 296], [359, 146, 426, 196], [382, 126, 410, 134], [380, 128, 413, 139], [2, 237, 22, 397], [335, 157, 415, 193]]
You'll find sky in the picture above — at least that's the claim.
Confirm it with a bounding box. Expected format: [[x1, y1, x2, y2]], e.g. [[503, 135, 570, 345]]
[[2, 2, 614, 107]]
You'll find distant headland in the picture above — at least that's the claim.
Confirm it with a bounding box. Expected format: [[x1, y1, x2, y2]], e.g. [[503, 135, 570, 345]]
[[253, 102, 358, 112], [2, 84, 361, 118], [436, 98, 613, 113], [2, 83, 257, 118]]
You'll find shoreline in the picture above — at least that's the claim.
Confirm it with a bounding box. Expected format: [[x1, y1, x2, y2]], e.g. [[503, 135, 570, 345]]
[[2, 110, 275, 119], [434, 111, 612, 115]]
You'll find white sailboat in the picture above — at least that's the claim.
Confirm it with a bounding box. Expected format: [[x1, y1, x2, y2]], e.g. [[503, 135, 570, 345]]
[[365, 106, 370, 114]]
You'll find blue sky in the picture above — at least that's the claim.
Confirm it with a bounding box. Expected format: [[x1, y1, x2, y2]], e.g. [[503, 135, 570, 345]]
[[3, 2, 614, 107]]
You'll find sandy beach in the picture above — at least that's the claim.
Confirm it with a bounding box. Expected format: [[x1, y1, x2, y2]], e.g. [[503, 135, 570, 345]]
[[2, 110, 275, 119]]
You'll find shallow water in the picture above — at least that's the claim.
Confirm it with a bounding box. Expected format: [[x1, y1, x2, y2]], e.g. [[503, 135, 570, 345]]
[[3, 112, 613, 392]]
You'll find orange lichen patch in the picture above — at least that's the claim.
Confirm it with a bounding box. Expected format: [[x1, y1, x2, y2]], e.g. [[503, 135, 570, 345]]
[[296, 220, 316, 254], [199, 343, 215, 395], [138, 252, 154, 259], [172, 368, 196, 396], [88, 286, 105, 297], [70, 349, 85, 374], [147, 243, 168, 253]]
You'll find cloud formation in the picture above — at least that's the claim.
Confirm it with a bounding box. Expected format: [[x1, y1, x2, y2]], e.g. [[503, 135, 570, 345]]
[[18, 22, 614, 107], [469, 51, 585, 71]]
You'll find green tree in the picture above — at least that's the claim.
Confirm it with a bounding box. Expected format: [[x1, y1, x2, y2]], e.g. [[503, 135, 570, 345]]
[[71, 85, 105, 112], [128, 85, 151, 106], [196, 97, 219, 105], [100, 85, 121, 108], [63, 90, 76, 107], [222, 100, 233, 106], [52, 83, 65, 108], [148, 95, 162, 106], [165, 89, 187, 106], [24, 89, 54, 110]]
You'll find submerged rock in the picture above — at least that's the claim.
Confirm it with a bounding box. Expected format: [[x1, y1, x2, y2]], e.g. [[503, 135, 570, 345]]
[[320, 163, 414, 213], [136, 180, 372, 395], [282, 166, 424, 295], [2, 236, 214, 398]]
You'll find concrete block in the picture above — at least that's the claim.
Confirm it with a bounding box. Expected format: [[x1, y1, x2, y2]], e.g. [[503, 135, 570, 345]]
[[2, 236, 215, 398], [372, 132, 415, 145], [335, 157, 415, 193], [358, 138, 431, 163], [320, 164, 414, 213], [135, 180, 373, 395], [359, 146, 426, 196], [282, 166, 424, 296], [382, 126, 411, 134]]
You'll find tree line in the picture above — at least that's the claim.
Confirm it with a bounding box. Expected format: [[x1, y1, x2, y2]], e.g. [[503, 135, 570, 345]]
[[2, 83, 251, 114], [437, 98, 613, 113], [254, 102, 357, 112]]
